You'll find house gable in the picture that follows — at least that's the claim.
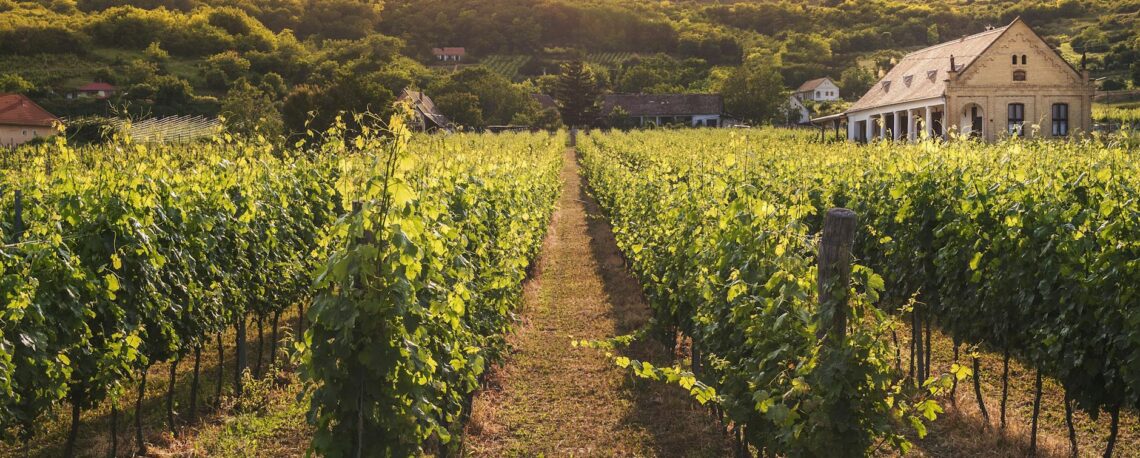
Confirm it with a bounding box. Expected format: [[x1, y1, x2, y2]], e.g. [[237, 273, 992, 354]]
[[957, 19, 1083, 87]]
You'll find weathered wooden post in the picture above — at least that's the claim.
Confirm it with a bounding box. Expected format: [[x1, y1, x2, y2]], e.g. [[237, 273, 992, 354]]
[[569, 128, 577, 147], [817, 208, 857, 342], [13, 189, 23, 240], [349, 200, 373, 458]]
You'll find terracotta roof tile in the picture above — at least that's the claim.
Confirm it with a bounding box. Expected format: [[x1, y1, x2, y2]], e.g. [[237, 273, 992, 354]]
[[796, 77, 833, 93], [0, 93, 60, 127], [78, 82, 116, 92]]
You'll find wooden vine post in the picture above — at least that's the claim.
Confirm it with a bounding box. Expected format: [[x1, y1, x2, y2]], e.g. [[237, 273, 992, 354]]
[[13, 189, 23, 241], [817, 208, 857, 343], [351, 200, 374, 458], [569, 128, 577, 147]]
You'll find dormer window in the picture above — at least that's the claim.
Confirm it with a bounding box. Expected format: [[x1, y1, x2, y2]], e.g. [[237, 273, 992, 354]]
[[927, 70, 938, 81], [1013, 70, 1027, 81], [904, 75, 913, 87], [882, 81, 891, 91]]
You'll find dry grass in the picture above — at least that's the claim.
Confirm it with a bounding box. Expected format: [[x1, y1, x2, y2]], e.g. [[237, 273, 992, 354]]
[[0, 310, 311, 458], [463, 148, 730, 457], [895, 322, 1139, 457]]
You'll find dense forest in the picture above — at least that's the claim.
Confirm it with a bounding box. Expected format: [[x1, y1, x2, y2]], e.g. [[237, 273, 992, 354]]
[[0, 0, 1137, 133]]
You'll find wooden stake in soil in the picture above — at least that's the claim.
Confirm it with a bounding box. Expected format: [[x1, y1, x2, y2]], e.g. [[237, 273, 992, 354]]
[[110, 405, 118, 458], [167, 358, 179, 435], [215, 333, 224, 403], [972, 356, 990, 427], [63, 394, 81, 457], [816, 208, 856, 343], [135, 366, 149, 455], [913, 311, 924, 386], [270, 310, 281, 368], [189, 346, 201, 423], [1104, 405, 1120, 458], [950, 339, 960, 407], [1030, 369, 1043, 455], [12, 189, 23, 241], [255, 315, 265, 378], [1001, 349, 1010, 429], [1065, 392, 1078, 458], [235, 317, 247, 395]]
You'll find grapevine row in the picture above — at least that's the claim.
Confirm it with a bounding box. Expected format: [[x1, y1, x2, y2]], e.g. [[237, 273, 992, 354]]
[[578, 128, 1139, 455]]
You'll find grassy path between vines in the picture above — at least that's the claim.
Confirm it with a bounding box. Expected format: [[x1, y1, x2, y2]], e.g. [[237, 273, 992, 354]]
[[462, 148, 730, 457]]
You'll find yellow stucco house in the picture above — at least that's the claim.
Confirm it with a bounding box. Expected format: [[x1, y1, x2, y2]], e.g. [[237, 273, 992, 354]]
[[0, 93, 61, 147], [830, 18, 1094, 142]]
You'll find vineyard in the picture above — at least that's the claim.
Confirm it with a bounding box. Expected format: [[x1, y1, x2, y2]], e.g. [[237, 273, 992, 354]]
[[0, 117, 562, 456], [114, 116, 222, 144], [1, 121, 1138, 456], [479, 55, 531, 80], [586, 52, 637, 67], [578, 129, 1139, 456]]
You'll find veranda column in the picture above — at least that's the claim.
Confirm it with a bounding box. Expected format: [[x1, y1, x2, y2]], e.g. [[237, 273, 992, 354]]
[[892, 111, 902, 141], [865, 116, 873, 142], [907, 109, 917, 141], [924, 106, 933, 139]]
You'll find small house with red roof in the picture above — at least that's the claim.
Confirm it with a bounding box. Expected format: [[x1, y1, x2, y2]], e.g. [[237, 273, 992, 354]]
[[432, 47, 466, 62], [70, 81, 117, 100], [0, 93, 62, 147]]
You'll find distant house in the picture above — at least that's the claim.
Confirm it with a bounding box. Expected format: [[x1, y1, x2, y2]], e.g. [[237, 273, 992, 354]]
[[0, 93, 61, 147], [397, 89, 453, 132], [786, 96, 811, 124], [602, 94, 724, 128], [794, 77, 840, 102], [532, 93, 557, 111], [70, 81, 117, 100], [432, 47, 466, 62]]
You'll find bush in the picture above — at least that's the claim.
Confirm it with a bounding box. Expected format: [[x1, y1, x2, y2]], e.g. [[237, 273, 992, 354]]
[[63, 116, 119, 144], [0, 23, 89, 55]]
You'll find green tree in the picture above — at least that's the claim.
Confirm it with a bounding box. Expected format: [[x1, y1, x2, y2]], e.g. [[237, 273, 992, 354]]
[[221, 79, 282, 136], [433, 92, 483, 128], [778, 33, 832, 87], [838, 66, 876, 100], [144, 41, 169, 64], [719, 53, 786, 125], [553, 61, 600, 127], [151, 75, 194, 107], [428, 67, 532, 127], [0, 74, 34, 93]]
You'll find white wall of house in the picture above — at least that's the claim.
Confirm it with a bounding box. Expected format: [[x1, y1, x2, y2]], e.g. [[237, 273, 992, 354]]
[[692, 114, 721, 127], [0, 125, 54, 147], [847, 96, 945, 142], [630, 114, 721, 127], [808, 79, 841, 101], [786, 96, 810, 124]]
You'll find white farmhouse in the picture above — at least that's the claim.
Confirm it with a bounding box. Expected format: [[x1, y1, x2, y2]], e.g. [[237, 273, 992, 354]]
[[834, 18, 1093, 142], [794, 77, 840, 102]]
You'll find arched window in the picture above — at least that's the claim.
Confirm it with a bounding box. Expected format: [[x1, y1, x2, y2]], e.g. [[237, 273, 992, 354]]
[[1052, 103, 1069, 136], [1008, 103, 1025, 136], [1013, 70, 1027, 81], [1012, 54, 1018, 65], [1021, 54, 1027, 65]]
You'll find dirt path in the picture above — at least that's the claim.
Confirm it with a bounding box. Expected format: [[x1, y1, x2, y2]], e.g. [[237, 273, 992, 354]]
[[462, 149, 729, 457]]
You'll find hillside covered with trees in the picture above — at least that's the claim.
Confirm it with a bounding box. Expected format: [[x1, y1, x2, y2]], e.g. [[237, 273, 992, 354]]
[[1, 0, 1137, 133]]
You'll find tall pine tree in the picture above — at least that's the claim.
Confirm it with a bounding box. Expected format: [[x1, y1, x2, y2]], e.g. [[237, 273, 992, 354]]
[[553, 61, 601, 127]]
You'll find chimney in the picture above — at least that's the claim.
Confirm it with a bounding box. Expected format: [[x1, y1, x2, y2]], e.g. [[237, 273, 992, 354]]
[[947, 55, 959, 85]]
